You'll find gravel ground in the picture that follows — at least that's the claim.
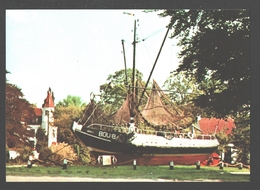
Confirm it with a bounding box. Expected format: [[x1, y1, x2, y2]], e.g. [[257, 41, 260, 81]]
[[6, 176, 223, 182], [6, 176, 174, 182]]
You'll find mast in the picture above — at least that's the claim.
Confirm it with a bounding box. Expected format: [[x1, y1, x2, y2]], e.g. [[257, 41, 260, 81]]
[[129, 18, 137, 118], [131, 19, 137, 102], [123, 12, 136, 118]]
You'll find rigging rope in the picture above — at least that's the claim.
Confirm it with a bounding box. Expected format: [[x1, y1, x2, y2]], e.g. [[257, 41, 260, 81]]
[[83, 103, 99, 126], [83, 80, 115, 125]]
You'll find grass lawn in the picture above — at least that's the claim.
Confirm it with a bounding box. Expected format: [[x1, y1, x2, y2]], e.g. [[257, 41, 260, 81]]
[[6, 164, 250, 182]]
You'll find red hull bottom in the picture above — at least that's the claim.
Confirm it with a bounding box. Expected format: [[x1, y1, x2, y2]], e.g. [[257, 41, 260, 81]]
[[92, 152, 212, 166]]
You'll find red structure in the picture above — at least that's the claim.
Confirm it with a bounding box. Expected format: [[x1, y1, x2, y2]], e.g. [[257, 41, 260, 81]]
[[199, 117, 236, 166], [199, 117, 235, 135], [201, 152, 220, 166]]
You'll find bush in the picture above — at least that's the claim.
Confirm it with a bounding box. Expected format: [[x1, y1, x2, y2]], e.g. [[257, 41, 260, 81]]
[[78, 145, 91, 165], [16, 145, 33, 162], [49, 142, 78, 164], [39, 146, 52, 161], [6, 144, 9, 163]]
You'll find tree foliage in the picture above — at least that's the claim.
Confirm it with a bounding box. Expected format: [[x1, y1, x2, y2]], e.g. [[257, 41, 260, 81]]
[[215, 130, 230, 155], [16, 145, 33, 162], [57, 127, 77, 145], [159, 9, 250, 118], [163, 71, 201, 105], [99, 68, 144, 114], [54, 96, 85, 144], [52, 95, 94, 164], [35, 127, 55, 163], [157, 10, 250, 161], [56, 95, 86, 108], [6, 72, 35, 148], [162, 71, 203, 124], [35, 126, 49, 159], [54, 105, 83, 129], [73, 143, 94, 165], [229, 112, 250, 163]]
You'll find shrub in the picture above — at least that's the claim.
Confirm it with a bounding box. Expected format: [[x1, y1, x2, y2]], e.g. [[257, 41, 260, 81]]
[[49, 142, 78, 164]]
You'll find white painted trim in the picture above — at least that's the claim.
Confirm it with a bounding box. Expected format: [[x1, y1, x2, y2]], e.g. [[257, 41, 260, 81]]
[[76, 129, 111, 142]]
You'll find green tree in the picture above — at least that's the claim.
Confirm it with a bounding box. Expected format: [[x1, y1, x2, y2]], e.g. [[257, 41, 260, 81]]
[[56, 95, 86, 108], [54, 96, 85, 144], [159, 9, 250, 118], [73, 143, 94, 165], [215, 130, 230, 155], [158, 9, 250, 161], [35, 126, 49, 160], [99, 68, 144, 114], [229, 111, 250, 163], [36, 126, 47, 141], [6, 71, 35, 148], [162, 71, 203, 126], [54, 106, 83, 129], [163, 71, 201, 105], [53, 95, 95, 165]]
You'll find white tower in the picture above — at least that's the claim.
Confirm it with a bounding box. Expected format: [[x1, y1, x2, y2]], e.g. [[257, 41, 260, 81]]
[[41, 87, 57, 147], [48, 125, 58, 147]]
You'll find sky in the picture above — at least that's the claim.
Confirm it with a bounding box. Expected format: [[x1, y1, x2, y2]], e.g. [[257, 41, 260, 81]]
[[6, 9, 181, 107]]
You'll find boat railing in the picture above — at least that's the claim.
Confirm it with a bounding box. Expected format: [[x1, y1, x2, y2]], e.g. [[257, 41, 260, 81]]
[[87, 123, 215, 140], [136, 129, 216, 140], [88, 123, 128, 133]]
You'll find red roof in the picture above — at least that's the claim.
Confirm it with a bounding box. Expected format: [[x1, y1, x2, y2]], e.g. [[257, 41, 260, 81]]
[[199, 117, 235, 135], [42, 88, 55, 108], [34, 108, 42, 116]]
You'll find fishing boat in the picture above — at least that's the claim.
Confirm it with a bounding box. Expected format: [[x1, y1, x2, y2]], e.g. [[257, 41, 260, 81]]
[[72, 17, 219, 165]]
